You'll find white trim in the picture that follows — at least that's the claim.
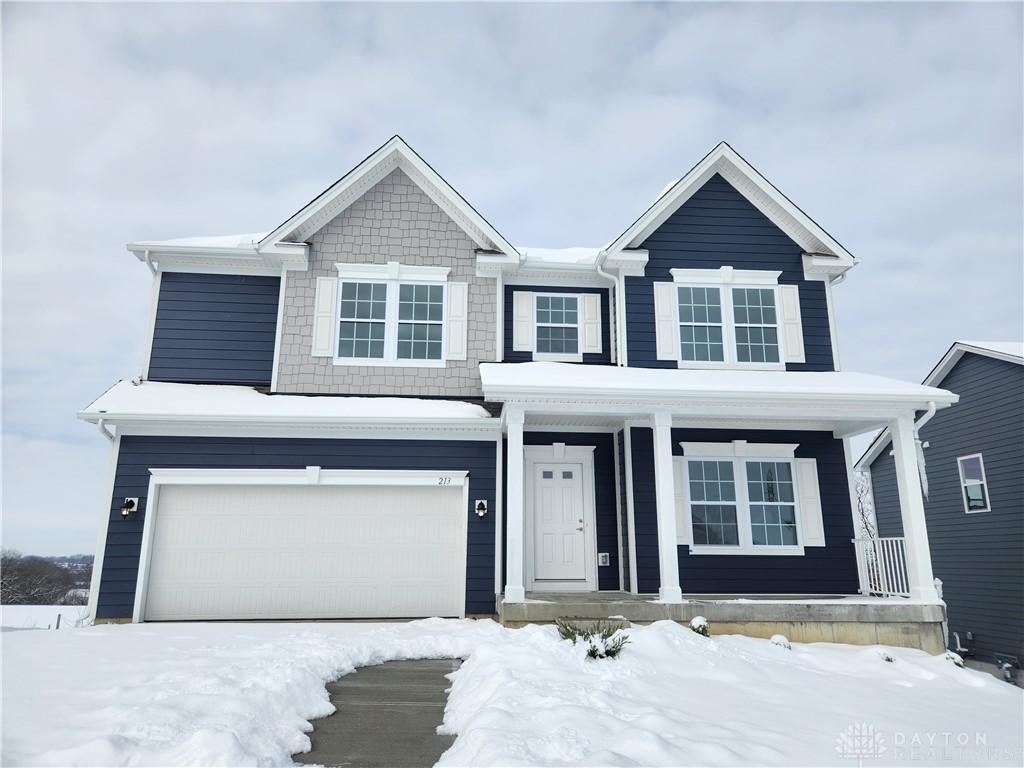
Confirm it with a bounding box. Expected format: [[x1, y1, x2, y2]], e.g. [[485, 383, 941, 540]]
[[605, 142, 856, 267], [825, 278, 841, 371], [523, 445, 598, 592], [261, 136, 518, 259], [670, 267, 781, 286], [623, 427, 639, 593], [334, 261, 450, 282], [681, 454, 806, 556], [270, 267, 287, 391], [842, 437, 863, 538], [494, 433, 504, 596], [956, 452, 991, 514], [139, 271, 163, 380], [494, 271, 504, 362], [679, 440, 798, 458], [612, 429, 625, 591], [132, 466, 469, 623], [86, 433, 121, 623]]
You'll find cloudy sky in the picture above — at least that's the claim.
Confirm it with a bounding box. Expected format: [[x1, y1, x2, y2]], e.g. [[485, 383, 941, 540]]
[[3, 2, 1021, 556]]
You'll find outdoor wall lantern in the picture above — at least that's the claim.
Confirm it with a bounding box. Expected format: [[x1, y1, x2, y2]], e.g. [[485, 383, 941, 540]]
[[474, 500, 488, 519], [121, 497, 138, 519]]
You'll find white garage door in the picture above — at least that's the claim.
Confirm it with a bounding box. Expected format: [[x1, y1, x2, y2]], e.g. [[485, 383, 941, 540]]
[[142, 479, 466, 621]]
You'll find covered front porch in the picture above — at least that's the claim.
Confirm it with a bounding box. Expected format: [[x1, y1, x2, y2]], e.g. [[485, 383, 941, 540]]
[[480, 363, 958, 650]]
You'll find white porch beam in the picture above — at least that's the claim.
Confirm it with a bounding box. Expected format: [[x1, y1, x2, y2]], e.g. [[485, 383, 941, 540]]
[[504, 407, 526, 603], [890, 415, 939, 602], [651, 411, 683, 603]]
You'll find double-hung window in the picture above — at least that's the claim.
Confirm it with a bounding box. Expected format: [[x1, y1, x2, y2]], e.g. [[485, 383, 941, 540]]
[[338, 282, 388, 359], [676, 441, 823, 555], [655, 268, 803, 368], [397, 284, 444, 360], [957, 453, 991, 513], [534, 294, 580, 359]]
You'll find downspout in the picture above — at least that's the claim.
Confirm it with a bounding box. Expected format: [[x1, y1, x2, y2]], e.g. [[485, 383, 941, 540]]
[[96, 418, 115, 442], [143, 249, 157, 276], [913, 401, 937, 500], [595, 252, 625, 366]]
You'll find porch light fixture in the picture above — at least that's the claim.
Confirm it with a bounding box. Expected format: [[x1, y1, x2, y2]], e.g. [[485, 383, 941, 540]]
[[121, 497, 138, 519], [474, 500, 488, 519]]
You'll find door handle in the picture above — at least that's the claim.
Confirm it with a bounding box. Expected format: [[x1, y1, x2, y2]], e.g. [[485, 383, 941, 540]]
[[576, 526, 584, 531]]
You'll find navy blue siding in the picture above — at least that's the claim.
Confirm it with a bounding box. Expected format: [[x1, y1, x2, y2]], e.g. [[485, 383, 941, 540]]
[[631, 428, 858, 594], [503, 285, 612, 364], [149, 272, 280, 385], [97, 436, 497, 619], [871, 353, 1024, 660], [616, 430, 631, 592], [625, 174, 833, 371], [500, 433, 621, 591]]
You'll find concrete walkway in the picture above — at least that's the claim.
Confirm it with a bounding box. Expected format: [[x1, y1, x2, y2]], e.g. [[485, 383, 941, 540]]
[[294, 659, 460, 767]]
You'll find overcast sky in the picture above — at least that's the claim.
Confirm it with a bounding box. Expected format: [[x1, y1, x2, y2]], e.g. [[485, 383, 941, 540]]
[[3, 2, 1021, 556]]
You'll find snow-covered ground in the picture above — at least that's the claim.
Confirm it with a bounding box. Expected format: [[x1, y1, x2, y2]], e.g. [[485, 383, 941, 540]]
[[1, 619, 1021, 767]]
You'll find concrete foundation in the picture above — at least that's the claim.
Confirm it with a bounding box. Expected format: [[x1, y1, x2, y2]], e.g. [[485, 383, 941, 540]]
[[498, 591, 947, 655]]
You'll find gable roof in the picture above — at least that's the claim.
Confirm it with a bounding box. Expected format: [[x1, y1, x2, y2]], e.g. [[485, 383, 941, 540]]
[[604, 142, 857, 268], [260, 135, 518, 259], [855, 340, 1024, 470]]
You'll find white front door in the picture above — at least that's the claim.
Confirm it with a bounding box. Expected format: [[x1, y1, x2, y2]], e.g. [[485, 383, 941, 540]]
[[533, 463, 587, 581]]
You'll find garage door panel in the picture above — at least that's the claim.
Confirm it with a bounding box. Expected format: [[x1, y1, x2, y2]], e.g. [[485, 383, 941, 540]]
[[143, 482, 465, 620]]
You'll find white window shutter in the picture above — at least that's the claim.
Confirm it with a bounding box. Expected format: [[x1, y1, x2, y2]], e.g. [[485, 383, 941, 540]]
[[445, 282, 469, 361], [796, 458, 825, 546], [311, 276, 338, 357], [779, 285, 805, 364], [512, 291, 534, 352], [674, 457, 691, 544], [580, 293, 602, 354], [653, 282, 678, 361]]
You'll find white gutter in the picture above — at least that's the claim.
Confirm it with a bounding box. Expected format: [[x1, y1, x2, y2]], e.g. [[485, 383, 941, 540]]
[[594, 255, 622, 365]]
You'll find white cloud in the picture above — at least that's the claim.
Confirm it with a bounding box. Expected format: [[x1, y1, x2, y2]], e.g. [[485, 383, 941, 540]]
[[2, 2, 1021, 552]]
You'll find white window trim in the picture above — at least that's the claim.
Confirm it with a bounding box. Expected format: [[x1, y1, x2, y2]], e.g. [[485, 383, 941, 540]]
[[670, 268, 786, 371], [956, 452, 991, 514], [680, 441, 804, 556], [333, 264, 448, 368], [533, 292, 583, 363]]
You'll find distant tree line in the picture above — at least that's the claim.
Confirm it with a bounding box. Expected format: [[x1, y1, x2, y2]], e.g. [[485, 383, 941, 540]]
[[1, 550, 92, 605]]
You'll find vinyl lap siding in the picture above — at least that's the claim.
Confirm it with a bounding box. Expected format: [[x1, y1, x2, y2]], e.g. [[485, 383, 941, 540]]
[[625, 174, 834, 371], [617, 429, 631, 592], [503, 285, 612, 364], [871, 353, 1024, 659], [96, 436, 497, 619], [631, 427, 858, 594], [148, 272, 280, 385]]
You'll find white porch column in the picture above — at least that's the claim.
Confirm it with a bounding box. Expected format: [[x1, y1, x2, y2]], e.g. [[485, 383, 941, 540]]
[[504, 406, 526, 603], [890, 414, 940, 602], [651, 411, 683, 603]]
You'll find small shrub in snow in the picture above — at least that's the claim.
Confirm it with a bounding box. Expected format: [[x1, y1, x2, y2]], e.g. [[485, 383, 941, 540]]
[[555, 619, 630, 659], [770, 634, 791, 650], [689, 616, 710, 637], [945, 651, 965, 668], [879, 650, 896, 663]]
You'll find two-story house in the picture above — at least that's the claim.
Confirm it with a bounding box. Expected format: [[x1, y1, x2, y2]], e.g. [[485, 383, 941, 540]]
[[858, 341, 1023, 677], [79, 137, 958, 652]]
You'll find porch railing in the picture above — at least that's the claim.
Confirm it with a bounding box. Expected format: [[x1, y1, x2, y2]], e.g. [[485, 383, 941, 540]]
[[851, 537, 911, 598]]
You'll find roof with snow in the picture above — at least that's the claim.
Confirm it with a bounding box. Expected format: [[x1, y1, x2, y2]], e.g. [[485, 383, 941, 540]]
[[79, 381, 495, 428]]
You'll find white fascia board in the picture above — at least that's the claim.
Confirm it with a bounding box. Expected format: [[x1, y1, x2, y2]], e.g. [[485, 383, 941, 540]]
[[923, 341, 1024, 388], [127, 242, 308, 276], [260, 136, 519, 260], [602, 249, 649, 277], [605, 142, 856, 267]]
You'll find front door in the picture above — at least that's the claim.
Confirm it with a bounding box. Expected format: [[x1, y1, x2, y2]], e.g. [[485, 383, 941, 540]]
[[533, 463, 587, 581]]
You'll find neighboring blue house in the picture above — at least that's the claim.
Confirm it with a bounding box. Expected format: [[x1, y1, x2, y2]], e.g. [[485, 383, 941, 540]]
[[79, 137, 959, 652], [858, 341, 1023, 674]]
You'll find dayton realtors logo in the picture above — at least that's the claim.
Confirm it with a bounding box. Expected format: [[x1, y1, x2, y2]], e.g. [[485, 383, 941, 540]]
[[836, 722, 887, 764]]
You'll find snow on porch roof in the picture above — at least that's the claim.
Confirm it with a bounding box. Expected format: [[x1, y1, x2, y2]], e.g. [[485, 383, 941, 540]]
[[79, 380, 494, 425], [479, 362, 958, 411]]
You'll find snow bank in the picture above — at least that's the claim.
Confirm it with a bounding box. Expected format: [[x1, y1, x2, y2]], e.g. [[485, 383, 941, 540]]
[[3, 620, 1021, 767], [0, 604, 88, 630]]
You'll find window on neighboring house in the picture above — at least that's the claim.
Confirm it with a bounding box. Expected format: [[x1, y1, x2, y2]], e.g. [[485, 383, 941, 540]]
[[535, 294, 579, 357], [957, 454, 990, 513], [683, 453, 803, 553], [397, 284, 444, 360], [678, 287, 724, 362], [338, 282, 387, 359], [732, 288, 780, 363]]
